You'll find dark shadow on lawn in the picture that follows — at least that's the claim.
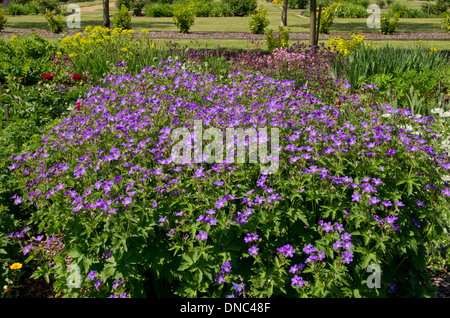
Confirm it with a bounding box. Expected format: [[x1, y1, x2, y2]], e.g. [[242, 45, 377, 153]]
[[334, 20, 442, 33], [5, 18, 173, 31], [130, 19, 175, 30], [6, 21, 49, 30], [397, 22, 442, 32]]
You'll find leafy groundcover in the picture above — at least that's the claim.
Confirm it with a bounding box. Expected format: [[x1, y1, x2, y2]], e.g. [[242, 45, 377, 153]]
[[6, 58, 450, 298]]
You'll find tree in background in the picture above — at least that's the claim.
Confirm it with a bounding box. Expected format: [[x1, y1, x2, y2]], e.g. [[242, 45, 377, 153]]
[[103, 0, 110, 28], [281, 0, 289, 26], [309, 0, 336, 46], [309, 0, 317, 45]]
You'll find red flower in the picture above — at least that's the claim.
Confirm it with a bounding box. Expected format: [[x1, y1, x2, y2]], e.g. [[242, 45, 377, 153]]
[[72, 74, 83, 81], [43, 73, 53, 81], [76, 102, 82, 110], [335, 101, 341, 106]]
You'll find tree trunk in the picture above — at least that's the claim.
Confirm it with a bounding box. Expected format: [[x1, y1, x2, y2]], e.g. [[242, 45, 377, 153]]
[[281, 0, 289, 26], [103, 0, 110, 28], [315, 5, 322, 45], [309, 0, 317, 46]]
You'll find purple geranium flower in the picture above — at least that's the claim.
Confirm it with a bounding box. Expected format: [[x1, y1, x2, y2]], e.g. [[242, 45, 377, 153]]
[[248, 246, 259, 256], [197, 231, 208, 241], [342, 251, 353, 264], [442, 188, 450, 197], [88, 271, 97, 281]]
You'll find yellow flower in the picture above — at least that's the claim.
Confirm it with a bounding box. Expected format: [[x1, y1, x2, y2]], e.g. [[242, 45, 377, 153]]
[[121, 47, 128, 52], [141, 29, 149, 35], [10, 263, 22, 270], [430, 47, 437, 54], [418, 40, 424, 46]]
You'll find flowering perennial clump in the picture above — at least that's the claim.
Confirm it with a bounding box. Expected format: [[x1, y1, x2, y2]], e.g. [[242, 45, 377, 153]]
[[7, 58, 450, 298]]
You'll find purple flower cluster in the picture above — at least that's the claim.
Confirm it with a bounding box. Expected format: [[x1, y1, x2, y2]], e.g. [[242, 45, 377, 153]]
[[277, 244, 296, 258], [215, 261, 232, 284], [7, 57, 450, 298]]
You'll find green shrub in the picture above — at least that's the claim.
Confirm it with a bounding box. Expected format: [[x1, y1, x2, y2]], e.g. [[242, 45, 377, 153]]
[[44, 11, 63, 33], [380, 13, 399, 35], [115, 0, 132, 10], [144, 3, 174, 17], [173, 2, 195, 33], [36, 0, 60, 14], [7, 4, 26, 15], [265, 26, 290, 52], [249, 5, 269, 34], [24, 1, 40, 14], [131, 0, 145, 16], [436, 0, 450, 13], [208, 2, 231, 17], [148, 0, 175, 3], [6, 2, 39, 15], [389, 2, 421, 18], [0, 9, 7, 30], [221, 0, 257, 16], [336, 2, 369, 18], [347, 0, 370, 8], [319, 1, 341, 34], [304, 2, 341, 33], [443, 12, 450, 33], [116, 0, 145, 16], [191, 0, 213, 17], [288, 0, 308, 9], [113, 5, 132, 30], [376, 0, 394, 8]]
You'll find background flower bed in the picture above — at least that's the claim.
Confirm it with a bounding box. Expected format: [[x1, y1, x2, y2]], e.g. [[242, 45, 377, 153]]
[[0, 26, 449, 298]]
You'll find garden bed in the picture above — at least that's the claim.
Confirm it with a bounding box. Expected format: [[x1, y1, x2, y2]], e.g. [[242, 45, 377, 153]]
[[1, 27, 449, 299]]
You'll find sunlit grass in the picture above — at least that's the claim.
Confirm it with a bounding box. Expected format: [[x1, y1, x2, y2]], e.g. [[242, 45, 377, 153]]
[[2, 0, 446, 33]]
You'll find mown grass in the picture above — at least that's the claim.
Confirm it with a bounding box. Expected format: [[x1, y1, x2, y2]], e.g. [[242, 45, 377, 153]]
[[1, 0, 447, 33]]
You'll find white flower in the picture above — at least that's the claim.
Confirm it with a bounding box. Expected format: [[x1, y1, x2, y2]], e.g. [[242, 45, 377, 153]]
[[431, 108, 444, 114]]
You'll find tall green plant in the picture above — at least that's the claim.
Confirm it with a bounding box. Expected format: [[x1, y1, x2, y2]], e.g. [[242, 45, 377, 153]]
[[44, 11, 63, 33], [249, 5, 270, 34], [265, 26, 290, 53], [318, 1, 341, 34], [380, 13, 399, 35], [443, 12, 450, 33], [0, 9, 7, 31], [173, 2, 195, 34], [113, 5, 132, 29]]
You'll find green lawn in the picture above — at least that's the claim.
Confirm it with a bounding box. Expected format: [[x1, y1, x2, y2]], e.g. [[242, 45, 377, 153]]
[[1, 0, 449, 53], [2, 0, 448, 33], [3, 12, 446, 33]]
